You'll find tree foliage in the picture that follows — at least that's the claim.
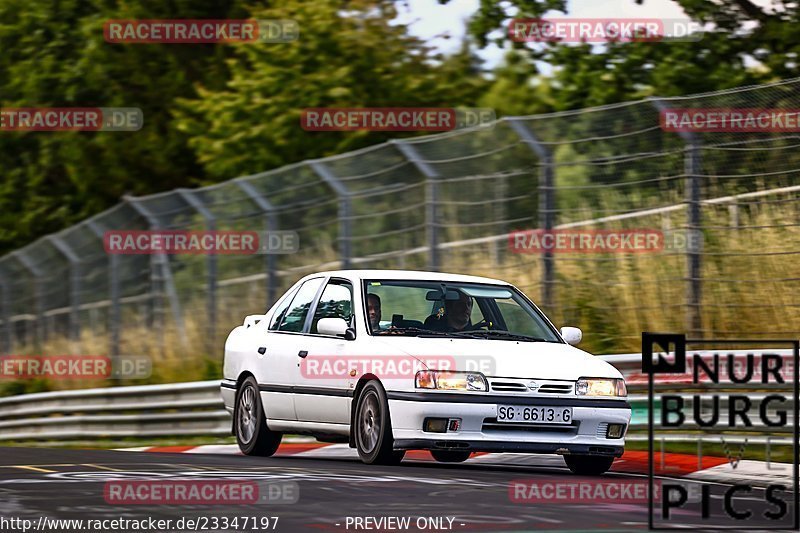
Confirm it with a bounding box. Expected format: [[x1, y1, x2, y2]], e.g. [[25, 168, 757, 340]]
[[174, 0, 488, 179], [0, 0, 260, 252], [2, 0, 799, 253], [0, 0, 487, 253], [462, 0, 796, 110]]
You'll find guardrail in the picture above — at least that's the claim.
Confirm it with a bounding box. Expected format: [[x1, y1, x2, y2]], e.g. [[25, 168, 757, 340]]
[[0, 380, 230, 440], [0, 350, 792, 441]]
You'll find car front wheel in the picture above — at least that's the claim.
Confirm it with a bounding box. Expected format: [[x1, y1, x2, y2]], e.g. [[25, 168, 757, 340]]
[[563, 454, 615, 475], [235, 376, 282, 456], [354, 381, 405, 465]]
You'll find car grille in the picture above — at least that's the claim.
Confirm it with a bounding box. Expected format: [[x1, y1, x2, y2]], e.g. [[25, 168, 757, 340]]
[[490, 381, 528, 392], [488, 378, 574, 395], [538, 383, 573, 394], [482, 417, 579, 435]]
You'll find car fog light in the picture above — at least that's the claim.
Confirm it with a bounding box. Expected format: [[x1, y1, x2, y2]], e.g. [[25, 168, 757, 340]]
[[607, 423, 626, 439], [424, 417, 448, 433], [448, 418, 461, 432]]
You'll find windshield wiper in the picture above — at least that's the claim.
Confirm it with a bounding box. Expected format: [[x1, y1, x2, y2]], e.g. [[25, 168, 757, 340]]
[[376, 327, 551, 342], [447, 330, 550, 342], [375, 326, 451, 337]]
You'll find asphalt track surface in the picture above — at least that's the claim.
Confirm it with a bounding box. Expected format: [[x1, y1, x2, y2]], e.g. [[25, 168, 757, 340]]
[[0, 446, 795, 533]]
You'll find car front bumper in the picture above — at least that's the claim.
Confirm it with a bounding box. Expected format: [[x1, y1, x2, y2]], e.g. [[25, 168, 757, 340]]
[[388, 391, 631, 457]]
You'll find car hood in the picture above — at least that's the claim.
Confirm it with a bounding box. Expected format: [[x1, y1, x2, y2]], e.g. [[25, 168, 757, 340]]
[[369, 337, 622, 381]]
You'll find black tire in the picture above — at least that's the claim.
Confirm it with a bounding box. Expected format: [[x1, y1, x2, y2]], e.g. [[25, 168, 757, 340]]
[[354, 381, 405, 465], [235, 376, 282, 456], [563, 454, 615, 475], [430, 450, 471, 463]]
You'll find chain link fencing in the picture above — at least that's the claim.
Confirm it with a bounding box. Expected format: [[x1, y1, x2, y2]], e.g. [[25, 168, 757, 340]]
[[1, 78, 800, 372]]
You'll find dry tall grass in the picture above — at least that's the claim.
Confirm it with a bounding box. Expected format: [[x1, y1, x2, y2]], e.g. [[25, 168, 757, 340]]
[[6, 197, 797, 393]]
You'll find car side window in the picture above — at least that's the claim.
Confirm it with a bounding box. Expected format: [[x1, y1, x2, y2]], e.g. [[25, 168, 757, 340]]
[[268, 287, 299, 331], [470, 298, 488, 325], [277, 278, 324, 333], [311, 280, 354, 334]]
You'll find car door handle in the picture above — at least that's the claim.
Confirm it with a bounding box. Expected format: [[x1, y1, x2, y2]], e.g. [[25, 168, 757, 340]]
[[257, 347, 266, 355], [297, 350, 308, 358]]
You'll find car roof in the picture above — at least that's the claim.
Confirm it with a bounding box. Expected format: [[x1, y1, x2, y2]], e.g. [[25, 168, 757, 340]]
[[305, 269, 509, 286]]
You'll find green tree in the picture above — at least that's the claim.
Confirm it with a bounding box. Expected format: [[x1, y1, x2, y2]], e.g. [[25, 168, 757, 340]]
[[0, 0, 491, 255], [175, 0, 489, 180], [479, 52, 556, 116], [0, 0, 265, 253], [453, 0, 793, 108]]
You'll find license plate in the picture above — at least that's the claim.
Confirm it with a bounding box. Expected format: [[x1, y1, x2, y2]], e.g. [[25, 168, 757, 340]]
[[496, 405, 573, 424]]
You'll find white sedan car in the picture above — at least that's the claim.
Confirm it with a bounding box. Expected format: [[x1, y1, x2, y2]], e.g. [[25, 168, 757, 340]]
[[221, 269, 630, 475]]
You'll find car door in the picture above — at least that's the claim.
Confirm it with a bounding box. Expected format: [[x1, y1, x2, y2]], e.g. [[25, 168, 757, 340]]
[[260, 276, 325, 422], [293, 278, 355, 425]]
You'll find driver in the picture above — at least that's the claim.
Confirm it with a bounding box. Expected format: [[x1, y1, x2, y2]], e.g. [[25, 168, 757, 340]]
[[367, 293, 384, 331], [424, 291, 474, 332]]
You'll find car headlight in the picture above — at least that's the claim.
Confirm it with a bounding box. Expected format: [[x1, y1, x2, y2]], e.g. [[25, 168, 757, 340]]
[[415, 370, 488, 391], [576, 378, 627, 397]]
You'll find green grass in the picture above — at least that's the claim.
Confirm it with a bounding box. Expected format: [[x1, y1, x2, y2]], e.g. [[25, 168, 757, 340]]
[[625, 439, 795, 463], [4, 197, 798, 391]]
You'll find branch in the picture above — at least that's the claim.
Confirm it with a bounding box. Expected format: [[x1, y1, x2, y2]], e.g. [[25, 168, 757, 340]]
[[730, 0, 770, 21]]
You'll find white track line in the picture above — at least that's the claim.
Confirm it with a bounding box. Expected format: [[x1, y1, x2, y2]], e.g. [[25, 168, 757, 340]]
[[687, 459, 794, 488], [184, 445, 241, 455], [292, 444, 357, 459]]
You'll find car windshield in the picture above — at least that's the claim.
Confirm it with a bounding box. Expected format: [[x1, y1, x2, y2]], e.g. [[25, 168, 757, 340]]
[[363, 280, 562, 342]]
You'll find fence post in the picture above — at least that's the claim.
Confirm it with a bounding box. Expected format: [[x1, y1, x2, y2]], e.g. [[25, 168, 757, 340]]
[[47, 235, 81, 344], [651, 100, 703, 337], [87, 219, 120, 358], [123, 196, 188, 349], [392, 140, 440, 271], [729, 201, 740, 229], [11, 250, 45, 349], [176, 189, 217, 355], [235, 179, 279, 306], [507, 119, 555, 310], [0, 267, 11, 354], [309, 161, 352, 269], [493, 172, 508, 264]]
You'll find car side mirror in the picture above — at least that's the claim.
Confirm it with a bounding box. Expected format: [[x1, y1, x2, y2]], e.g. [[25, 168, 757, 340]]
[[243, 314, 267, 328], [560, 326, 582, 346], [317, 317, 355, 340]]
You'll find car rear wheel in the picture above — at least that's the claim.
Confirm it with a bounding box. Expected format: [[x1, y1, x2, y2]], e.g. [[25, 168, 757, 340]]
[[563, 454, 615, 475], [430, 450, 471, 463], [354, 381, 405, 465], [235, 376, 282, 456]]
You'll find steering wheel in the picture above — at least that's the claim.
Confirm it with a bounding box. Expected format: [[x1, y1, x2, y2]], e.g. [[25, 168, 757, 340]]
[[469, 319, 489, 330]]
